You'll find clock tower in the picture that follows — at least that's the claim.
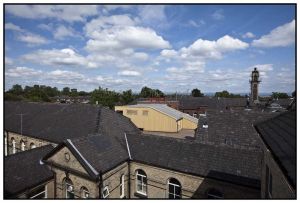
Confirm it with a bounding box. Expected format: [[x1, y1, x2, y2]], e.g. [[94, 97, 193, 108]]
[[250, 67, 261, 103]]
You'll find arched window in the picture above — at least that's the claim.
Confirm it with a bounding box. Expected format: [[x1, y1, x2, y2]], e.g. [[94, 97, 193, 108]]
[[120, 174, 125, 198], [207, 188, 224, 199], [5, 135, 7, 156], [11, 138, 16, 154], [20, 140, 25, 151], [136, 169, 147, 195], [30, 143, 36, 149], [63, 178, 74, 199], [80, 186, 89, 199], [168, 178, 181, 199]]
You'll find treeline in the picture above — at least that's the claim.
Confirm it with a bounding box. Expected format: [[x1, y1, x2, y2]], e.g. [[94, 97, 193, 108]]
[[5, 84, 165, 109]]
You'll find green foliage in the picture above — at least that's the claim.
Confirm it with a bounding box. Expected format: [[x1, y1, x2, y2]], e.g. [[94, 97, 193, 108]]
[[140, 86, 164, 98], [121, 89, 135, 105], [191, 88, 204, 97], [8, 84, 23, 95], [90, 87, 120, 109], [62, 87, 70, 96], [215, 90, 243, 98], [271, 92, 289, 99], [4, 92, 23, 101]]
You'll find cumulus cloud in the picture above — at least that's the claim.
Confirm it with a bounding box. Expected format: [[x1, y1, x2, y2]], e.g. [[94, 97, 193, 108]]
[[117, 70, 141, 76], [160, 49, 178, 58], [188, 19, 205, 27], [53, 25, 82, 40], [5, 23, 24, 32], [180, 35, 248, 59], [248, 64, 273, 72], [138, 5, 167, 27], [5, 57, 13, 66], [22, 48, 96, 68], [5, 67, 42, 78], [17, 32, 49, 46], [252, 20, 295, 48], [5, 5, 99, 22], [242, 32, 255, 38]]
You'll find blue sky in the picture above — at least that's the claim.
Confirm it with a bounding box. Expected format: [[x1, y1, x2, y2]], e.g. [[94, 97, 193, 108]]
[[5, 4, 295, 94]]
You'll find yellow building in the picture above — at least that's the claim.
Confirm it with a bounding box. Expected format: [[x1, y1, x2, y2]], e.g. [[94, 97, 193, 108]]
[[115, 104, 198, 133]]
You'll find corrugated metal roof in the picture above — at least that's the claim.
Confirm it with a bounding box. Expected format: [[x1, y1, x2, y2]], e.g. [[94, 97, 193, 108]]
[[124, 104, 198, 124]]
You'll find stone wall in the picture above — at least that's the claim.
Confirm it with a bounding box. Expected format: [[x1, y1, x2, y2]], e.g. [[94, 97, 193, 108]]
[[261, 142, 295, 199], [5, 131, 54, 156], [102, 161, 129, 199], [129, 162, 260, 199]]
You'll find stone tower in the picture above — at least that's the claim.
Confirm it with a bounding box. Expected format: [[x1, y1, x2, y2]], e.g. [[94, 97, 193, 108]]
[[250, 67, 261, 103]]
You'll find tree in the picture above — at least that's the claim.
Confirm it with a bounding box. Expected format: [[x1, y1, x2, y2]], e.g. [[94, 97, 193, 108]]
[[70, 88, 78, 97], [9, 84, 23, 95], [271, 92, 289, 99], [121, 89, 134, 104], [90, 87, 120, 109], [62, 87, 70, 96], [191, 88, 204, 97], [292, 90, 296, 98], [215, 90, 242, 98], [140, 86, 164, 98]]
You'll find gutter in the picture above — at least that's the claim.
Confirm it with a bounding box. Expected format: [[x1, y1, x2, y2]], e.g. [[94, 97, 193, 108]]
[[98, 171, 103, 199]]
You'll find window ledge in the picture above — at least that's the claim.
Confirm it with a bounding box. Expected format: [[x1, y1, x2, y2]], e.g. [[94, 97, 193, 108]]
[[134, 192, 148, 199]]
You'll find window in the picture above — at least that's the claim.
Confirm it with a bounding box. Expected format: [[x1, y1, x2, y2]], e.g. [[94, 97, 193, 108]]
[[142, 110, 148, 116], [29, 185, 47, 199], [102, 186, 110, 198], [11, 138, 16, 154], [64, 178, 74, 199], [266, 165, 273, 198], [120, 175, 125, 198], [168, 178, 181, 199], [136, 169, 147, 195], [80, 186, 89, 199], [30, 143, 36, 149], [127, 110, 137, 115], [5, 136, 7, 156], [20, 140, 25, 151], [207, 188, 224, 199]]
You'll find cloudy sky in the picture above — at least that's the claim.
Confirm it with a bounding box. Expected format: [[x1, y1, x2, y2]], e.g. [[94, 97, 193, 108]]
[[5, 4, 295, 94]]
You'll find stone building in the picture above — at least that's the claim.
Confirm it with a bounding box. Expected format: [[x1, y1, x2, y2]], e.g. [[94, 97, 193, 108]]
[[250, 67, 261, 103], [4, 101, 295, 199], [255, 110, 296, 199]]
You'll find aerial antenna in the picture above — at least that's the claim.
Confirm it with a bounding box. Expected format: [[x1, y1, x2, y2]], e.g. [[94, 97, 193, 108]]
[[16, 113, 26, 136]]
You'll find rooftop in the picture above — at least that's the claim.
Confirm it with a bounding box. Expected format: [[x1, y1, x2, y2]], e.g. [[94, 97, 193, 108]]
[[122, 104, 198, 123], [5, 145, 54, 198], [195, 109, 280, 150], [255, 110, 296, 189]]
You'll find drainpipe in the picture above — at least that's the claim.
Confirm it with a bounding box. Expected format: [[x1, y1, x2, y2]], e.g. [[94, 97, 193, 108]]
[[98, 172, 103, 199], [128, 160, 131, 198]]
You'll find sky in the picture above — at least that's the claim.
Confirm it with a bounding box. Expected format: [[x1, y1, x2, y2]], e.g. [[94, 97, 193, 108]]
[[4, 4, 296, 94]]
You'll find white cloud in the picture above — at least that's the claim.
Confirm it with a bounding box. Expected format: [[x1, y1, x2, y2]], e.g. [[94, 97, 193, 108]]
[[22, 48, 96, 68], [53, 25, 77, 40], [17, 33, 49, 46], [248, 64, 273, 72], [252, 20, 295, 48], [6, 5, 99, 22], [188, 19, 205, 27], [38, 23, 53, 31], [5, 57, 13, 66], [138, 5, 167, 27], [5, 23, 24, 32], [180, 35, 248, 60], [5, 67, 42, 78], [117, 70, 141, 76], [46, 69, 85, 80], [242, 32, 255, 38], [212, 9, 224, 20], [161, 49, 178, 58]]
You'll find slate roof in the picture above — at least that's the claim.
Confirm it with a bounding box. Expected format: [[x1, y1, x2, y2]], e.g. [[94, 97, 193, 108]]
[[123, 104, 198, 123], [255, 110, 296, 189], [5, 145, 54, 198], [5, 101, 139, 144], [179, 97, 248, 110], [195, 109, 279, 150], [127, 133, 261, 188]]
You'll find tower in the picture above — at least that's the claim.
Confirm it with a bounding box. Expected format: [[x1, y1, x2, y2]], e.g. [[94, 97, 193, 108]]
[[250, 67, 261, 103]]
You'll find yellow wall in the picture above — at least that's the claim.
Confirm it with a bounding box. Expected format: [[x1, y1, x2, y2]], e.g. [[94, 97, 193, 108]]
[[115, 106, 179, 132], [182, 118, 198, 130]]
